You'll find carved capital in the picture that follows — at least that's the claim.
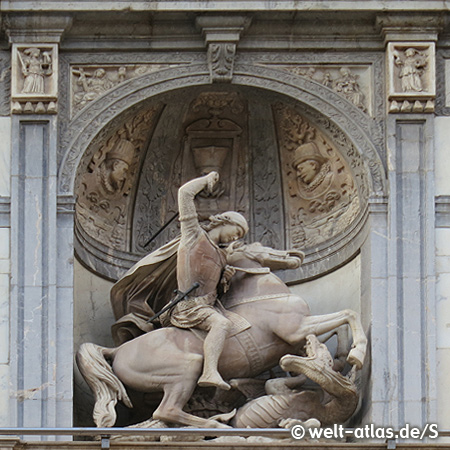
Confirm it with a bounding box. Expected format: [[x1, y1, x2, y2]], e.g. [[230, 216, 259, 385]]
[[196, 15, 251, 83]]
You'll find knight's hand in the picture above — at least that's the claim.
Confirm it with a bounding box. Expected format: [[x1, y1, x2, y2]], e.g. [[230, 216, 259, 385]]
[[221, 265, 236, 293], [205, 171, 219, 194]]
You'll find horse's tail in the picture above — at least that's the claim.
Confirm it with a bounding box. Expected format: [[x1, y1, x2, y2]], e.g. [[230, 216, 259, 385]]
[[76, 343, 133, 427]]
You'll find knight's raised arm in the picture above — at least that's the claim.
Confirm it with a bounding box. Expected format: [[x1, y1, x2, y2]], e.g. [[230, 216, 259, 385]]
[[178, 172, 219, 233]]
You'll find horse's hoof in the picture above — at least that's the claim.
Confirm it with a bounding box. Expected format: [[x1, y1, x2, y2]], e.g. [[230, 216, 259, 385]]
[[347, 347, 365, 370]]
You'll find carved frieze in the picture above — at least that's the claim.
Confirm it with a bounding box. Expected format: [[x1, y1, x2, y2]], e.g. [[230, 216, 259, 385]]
[[268, 65, 370, 113], [11, 43, 58, 114], [273, 103, 360, 250], [71, 64, 180, 115], [75, 106, 162, 252], [387, 42, 435, 113]]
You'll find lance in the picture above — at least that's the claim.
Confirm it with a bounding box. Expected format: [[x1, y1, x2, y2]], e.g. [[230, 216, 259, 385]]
[[144, 212, 179, 248], [147, 282, 200, 324]]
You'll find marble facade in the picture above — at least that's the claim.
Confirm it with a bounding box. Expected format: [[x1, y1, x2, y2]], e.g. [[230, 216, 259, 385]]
[[0, 0, 448, 443]]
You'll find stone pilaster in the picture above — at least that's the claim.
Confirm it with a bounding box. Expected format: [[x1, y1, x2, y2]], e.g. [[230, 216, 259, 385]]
[[7, 15, 74, 434], [369, 15, 440, 430], [388, 116, 436, 428]]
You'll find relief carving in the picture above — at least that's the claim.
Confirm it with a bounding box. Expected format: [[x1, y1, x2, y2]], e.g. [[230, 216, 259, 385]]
[[394, 47, 427, 93], [75, 106, 162, 251], [208, 43, 236, 83], [20, 47, 53, 94], [387, 42, 435, 113], [276, 65, 368, 113], [11, 44, 58, 114], [172, 91, 248, 219], [71, 64, 179, 115], [273, 103, 360, 250]]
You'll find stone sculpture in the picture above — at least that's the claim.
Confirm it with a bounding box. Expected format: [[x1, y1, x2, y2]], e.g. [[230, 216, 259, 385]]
[[394, 47, 427, 93], [162, 172, 249, 390], [19, 47, 52, 94], [233, 334, 358, 428], [76, 173, 367, 430]]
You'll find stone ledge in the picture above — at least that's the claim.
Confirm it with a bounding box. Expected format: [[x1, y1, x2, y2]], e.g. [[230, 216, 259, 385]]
[[436, 195, 450, 228], [1, 1, 450, 12], [0, 196, 10, 227], [7, 440, 450, 450]]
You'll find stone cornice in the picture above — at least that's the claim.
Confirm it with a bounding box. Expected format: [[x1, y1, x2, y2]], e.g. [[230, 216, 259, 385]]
[[4, 13, 73, 43], [1, 1, 450, 12], [376, 13, 446, 43]]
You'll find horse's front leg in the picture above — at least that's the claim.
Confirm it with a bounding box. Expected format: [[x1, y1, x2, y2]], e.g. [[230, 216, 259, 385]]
[[299, 310, 367, 369]]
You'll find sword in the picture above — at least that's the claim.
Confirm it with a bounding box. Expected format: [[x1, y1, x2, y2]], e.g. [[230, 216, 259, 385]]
[[147, 282, 200, 323]]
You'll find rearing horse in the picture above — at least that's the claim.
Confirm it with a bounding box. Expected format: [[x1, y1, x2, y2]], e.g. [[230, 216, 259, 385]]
[[77, 242, 367, 429]]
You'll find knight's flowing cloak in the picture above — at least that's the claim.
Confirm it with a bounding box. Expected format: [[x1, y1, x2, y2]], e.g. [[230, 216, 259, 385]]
[[110, 236, 180, 321]]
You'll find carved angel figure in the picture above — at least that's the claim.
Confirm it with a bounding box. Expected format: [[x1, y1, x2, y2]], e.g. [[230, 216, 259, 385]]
[[394, 48, 427, 92], [19, 48, 52, 94]]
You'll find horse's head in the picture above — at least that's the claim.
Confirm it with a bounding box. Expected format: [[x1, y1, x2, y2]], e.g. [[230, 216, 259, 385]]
[[228, 241, 304, 271]]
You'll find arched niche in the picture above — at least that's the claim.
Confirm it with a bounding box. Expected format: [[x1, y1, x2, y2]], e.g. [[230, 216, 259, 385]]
[[69, 64, 386, 427], [62, 64, 386, 283]]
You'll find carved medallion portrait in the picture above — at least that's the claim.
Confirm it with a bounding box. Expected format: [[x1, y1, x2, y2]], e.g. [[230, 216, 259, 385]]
[[273, 103, 360, 250]]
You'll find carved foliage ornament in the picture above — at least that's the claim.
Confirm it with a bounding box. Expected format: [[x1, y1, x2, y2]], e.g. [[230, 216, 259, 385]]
[[11, 43, 58, 114], [208, 43, 236, 83], [71, 64, 181, 116], [75, 105, 162, 251], [273, 103, 360, 250], [387, 42, 435, 113]]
